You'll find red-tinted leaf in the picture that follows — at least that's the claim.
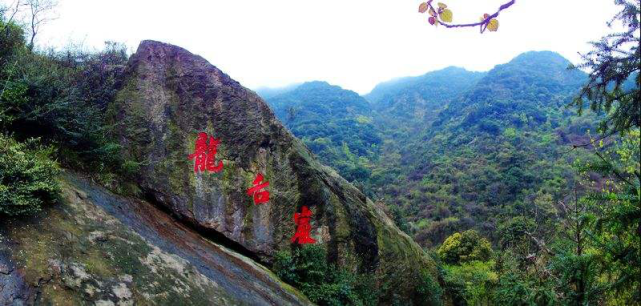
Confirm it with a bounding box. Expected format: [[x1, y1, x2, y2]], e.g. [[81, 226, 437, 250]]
[[419, 2, 429, 13]]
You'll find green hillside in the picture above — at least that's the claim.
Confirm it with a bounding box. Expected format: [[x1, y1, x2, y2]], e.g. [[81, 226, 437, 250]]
[[262, 52, 593, 247], [265, 81, 382, 182], [374, 51, 592, 246]]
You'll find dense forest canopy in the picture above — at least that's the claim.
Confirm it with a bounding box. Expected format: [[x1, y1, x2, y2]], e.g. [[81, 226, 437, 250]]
[[266, 51, 595, 246]]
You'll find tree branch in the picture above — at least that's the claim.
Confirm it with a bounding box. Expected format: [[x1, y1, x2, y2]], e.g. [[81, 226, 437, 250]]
[[593, 149, 636, 188], [525, 231, 555, 256], [425, 0, 516, 33]]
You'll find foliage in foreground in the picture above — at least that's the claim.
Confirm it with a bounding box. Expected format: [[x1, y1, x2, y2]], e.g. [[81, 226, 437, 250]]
[[273, 245, 378, 306], [572, 0, 640, 135], [436, 128, 640, 305], [1, 13, 141, 190], [0, 134, 60, 216]]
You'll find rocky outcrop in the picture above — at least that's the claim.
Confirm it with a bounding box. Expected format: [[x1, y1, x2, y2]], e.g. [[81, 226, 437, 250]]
[[109, 40, 440, 303], [0, 172, 310, 305], [0, 249, 33, 305]]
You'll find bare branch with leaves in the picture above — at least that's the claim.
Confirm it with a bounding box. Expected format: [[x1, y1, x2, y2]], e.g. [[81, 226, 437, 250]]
[[418, 0, 515, 33]]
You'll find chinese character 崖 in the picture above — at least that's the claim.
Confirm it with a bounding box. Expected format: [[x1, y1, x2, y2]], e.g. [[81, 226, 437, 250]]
[[247, 173, 270, 205], [291, 206, 316, 244], [188, 132, 223, 173]]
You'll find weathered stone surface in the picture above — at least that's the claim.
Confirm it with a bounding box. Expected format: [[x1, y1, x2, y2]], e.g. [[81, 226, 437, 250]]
[[0, 248, 33, 306], [0, 173, 310, 305], [110, 40, 440, 303]]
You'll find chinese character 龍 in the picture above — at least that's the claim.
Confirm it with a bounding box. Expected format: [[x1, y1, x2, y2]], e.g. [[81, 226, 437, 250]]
[[188, 132, 223, 173]]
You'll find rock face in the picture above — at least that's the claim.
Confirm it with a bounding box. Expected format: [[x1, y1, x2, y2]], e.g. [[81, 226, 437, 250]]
[[0, 174, 311, 306], [109, 40, 439, 303], [0, 172, 310, 305]]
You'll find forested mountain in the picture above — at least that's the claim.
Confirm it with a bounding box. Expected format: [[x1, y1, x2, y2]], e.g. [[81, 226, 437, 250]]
[[366, 66, 486, 116], [377, 51, 591, 246], [261, 51, 592, 247], [264, 81, 382, 182], [367, 67, 487, 159], [258, 48, 640, 304], [255, 83, 300, 100], [262, 69, 487, 186]]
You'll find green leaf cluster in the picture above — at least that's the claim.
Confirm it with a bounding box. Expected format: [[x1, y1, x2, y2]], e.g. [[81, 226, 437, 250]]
[[273, 245, 379, 306], [0, 134, 60, 216], [438, 230, 493, 265]]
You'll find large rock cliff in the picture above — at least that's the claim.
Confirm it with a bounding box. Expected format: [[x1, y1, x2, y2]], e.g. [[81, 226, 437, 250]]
[[108, 40, 439, 303]]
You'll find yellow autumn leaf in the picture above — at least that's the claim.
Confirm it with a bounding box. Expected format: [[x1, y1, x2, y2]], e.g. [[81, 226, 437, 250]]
[[437, 2, 447, 9], [440, 9, 453, 23], [487, 18, 499, 32], [419, 2, 428, 13]]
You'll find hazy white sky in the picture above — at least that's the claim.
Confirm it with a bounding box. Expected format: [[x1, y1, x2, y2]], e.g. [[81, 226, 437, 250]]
[[34, 0, 619, 94]]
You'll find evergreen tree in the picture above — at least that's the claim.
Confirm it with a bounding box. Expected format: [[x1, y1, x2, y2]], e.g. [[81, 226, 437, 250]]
[[572, 0, 640, 135]]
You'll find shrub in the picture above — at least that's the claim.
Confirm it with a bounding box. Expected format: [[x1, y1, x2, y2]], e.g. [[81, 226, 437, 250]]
[[415, 270, 443, 306], [273, 244, 376, 306], [442, 261, 498, 305], [438, 230, 493, 265], [0, 18, 25, 67], [1, 36, 129, 178], [0, 135, 60, 216]]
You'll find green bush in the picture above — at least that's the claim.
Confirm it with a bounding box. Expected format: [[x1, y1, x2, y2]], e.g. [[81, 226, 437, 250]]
[[0, 135, 60, 216], [438, 230, 493, 265], [0, 18, 25, 66], [273, 245, 377, 306], [1, 30, 130, 179], [415, 270, 443, 306], [442, 261, 498, 305]]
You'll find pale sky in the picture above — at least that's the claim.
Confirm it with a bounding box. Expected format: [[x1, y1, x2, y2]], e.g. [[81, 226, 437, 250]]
[[31, 0, 620, 94]]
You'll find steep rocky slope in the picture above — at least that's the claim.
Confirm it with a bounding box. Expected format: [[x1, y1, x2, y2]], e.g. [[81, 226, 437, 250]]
[[107, 40, 439, 303], [0, 172, 309, 305]]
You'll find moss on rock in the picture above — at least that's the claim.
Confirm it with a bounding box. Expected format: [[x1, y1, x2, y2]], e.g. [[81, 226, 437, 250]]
[[105, 40, 441, 304]]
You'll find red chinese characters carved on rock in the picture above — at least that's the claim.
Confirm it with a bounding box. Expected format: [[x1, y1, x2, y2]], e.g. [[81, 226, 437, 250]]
[[247, 173, 270, 205], [291, 206, 316, 244], [188, 132, 223, 173]]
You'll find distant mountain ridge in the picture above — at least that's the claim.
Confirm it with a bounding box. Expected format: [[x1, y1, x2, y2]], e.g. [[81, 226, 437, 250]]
[[255, 83, 301, 100], [365, 66, 486, 106], [268, 81, 371, 116], [259, 51, 596, 248]]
